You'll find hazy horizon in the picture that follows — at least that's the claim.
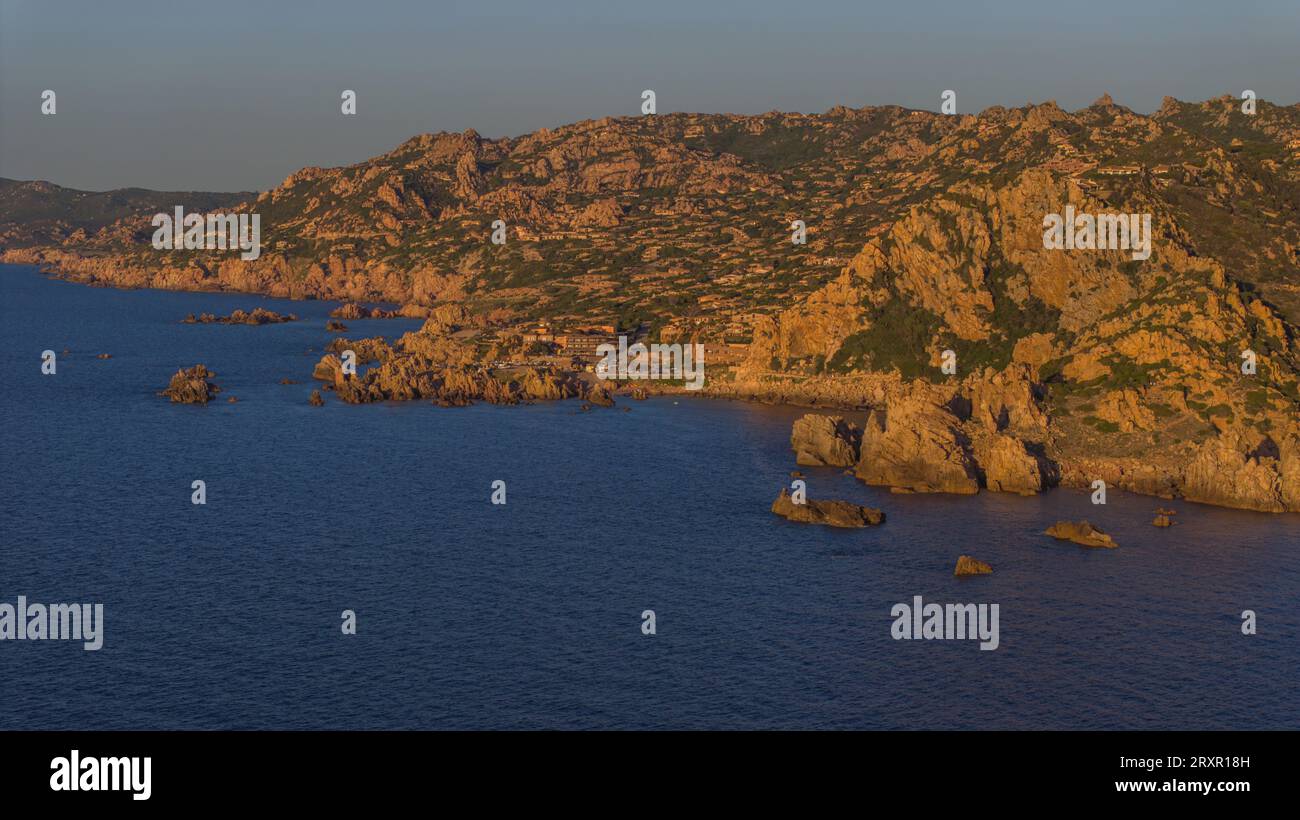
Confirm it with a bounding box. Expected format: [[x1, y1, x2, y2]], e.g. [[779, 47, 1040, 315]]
[[3, 0, 1299, 192]]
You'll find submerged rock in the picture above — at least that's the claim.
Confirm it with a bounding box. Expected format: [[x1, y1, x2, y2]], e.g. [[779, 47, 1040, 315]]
[[1153, 514, 1174, 528], [1045, 520, 1118, 548], [308, 389, 324, 407], [158, 364, 221, 404], [954, 555, 993, 576], [770, 488, 884, 528]]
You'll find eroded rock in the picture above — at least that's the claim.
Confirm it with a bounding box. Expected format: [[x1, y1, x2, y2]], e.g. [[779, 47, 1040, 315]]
[[791, 414, 860, 467], [182, 308, 296, 325], [954, 555, 993, 576], [855, 399, 979, 494], [770, 488, 884, 527], [159, 364, 221, 404], [1045, 520, 1117, 548]]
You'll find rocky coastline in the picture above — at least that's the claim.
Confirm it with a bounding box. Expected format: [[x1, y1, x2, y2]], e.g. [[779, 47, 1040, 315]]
[[40, 258, 1300, 516]]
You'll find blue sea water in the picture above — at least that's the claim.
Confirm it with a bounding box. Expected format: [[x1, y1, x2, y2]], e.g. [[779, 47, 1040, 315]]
[[0, 263, 1297, 730]]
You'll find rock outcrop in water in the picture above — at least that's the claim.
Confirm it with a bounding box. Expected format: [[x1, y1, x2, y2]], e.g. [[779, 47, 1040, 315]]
[[159, 364, 221, 404], [790, 414, 860, 467], [1045, 520, 1118, 548], [182, 308, 296, 325], [971, 432, 1045, 495], [316, 353, 606, 408], [305, 317, 616, 408], [954, 555, 993, 576], [770, 488, 885, 527], [1180, 433, 1300, 514], [854, 398, 981, 494], [330, 302, 401, 319]]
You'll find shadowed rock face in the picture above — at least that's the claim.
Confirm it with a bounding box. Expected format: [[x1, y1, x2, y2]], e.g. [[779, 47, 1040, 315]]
[[1181, 433, 1300, 514], [791, 414, 860, 467], [158, 364, 221, 404], [1045, 520, 1118, 548], [770, 488, 884, 528], [790, 371, 1061, 497], [954, 555, 993, 576], [972, 433, 1044, 495]]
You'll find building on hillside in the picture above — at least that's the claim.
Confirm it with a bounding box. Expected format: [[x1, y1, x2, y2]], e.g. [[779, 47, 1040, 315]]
[[558, 333, 617, 357], [521, 322, 553, 343]]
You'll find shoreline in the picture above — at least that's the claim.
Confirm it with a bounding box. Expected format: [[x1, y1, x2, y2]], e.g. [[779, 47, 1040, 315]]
[[6, 258, 1298, 516]]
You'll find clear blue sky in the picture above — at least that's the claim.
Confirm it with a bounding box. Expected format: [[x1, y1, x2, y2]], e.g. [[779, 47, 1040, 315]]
[[2, 0, 1297, 192]]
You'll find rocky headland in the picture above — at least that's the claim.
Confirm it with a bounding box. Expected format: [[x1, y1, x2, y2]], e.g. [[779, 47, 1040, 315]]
[[5, 95, 1300, 514]]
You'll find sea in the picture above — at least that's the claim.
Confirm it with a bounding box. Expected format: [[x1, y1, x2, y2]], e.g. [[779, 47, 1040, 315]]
[[1, 263, 1296, 729]]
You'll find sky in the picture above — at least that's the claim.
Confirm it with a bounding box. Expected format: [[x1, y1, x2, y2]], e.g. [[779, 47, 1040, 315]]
[[2, 0, 1297, 192]]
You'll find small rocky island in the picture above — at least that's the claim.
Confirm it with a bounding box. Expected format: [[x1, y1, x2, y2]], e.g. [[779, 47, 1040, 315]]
[[182, 308, 296, 325], [159, 364, 222, 404], [1045, 520, 1118, 548], [770, 488, 885, 528], [954, 555, 993, 575]]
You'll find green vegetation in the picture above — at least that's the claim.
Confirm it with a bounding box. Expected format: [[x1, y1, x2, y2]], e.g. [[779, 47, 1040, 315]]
[[827, 297, 939, 377], [697, 122, 827, 171]]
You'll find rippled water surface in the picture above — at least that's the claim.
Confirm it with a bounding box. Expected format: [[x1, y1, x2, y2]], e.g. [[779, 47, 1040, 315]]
[[1, 264, 1297, 729]]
